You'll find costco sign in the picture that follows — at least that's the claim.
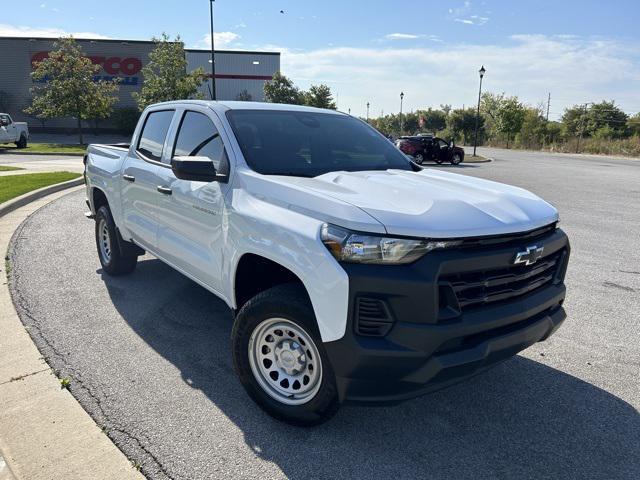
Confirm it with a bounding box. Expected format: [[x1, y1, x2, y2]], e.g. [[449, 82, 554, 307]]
[[31, 51, 143, 85]]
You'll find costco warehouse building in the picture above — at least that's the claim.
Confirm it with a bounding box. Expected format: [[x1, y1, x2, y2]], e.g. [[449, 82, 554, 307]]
[[0, 36, 280, 131]]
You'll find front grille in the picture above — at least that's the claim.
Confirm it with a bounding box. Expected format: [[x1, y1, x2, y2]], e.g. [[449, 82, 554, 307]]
[[441, 249, 564, 311], [454, 223, 557, 249], [354, 297, 394, 336]]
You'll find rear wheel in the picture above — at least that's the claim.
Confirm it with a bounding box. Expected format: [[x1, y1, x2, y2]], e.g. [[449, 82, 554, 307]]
[[451, 153, 463, 165], [95, 206, 138, 275], [413, 153, 424, 165], [16, 135, 27, 149], [232, 284, 340, 426]]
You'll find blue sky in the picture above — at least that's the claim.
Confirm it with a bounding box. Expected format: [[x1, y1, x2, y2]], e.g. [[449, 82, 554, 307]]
[[3, 0, 640, 119]]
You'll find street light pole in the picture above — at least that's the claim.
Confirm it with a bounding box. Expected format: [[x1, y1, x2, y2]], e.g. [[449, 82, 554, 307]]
[[400, 92, 404, 135], [473, 65, 485, 157], [366, 102, 370, 122], [209, 0, 217, 100]]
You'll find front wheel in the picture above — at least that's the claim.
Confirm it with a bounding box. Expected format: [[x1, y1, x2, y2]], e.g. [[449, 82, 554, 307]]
[[451, 153, 463, 165], [232, 284, 340, 426], [95, 206, 138, 275]]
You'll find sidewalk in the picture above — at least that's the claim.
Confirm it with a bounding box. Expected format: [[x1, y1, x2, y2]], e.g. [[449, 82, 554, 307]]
[[0, 188, 143, 480], [0, 154, 84, 175]]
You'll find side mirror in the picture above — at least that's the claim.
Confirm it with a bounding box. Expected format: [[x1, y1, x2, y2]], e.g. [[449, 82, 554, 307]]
[[171, 156, 222, 182]]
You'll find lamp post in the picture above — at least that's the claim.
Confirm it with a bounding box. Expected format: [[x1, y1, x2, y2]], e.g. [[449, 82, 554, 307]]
[[473, 65, 485, 157], [209, 0, 217, 100], [366, 102, 370, 122], [399, 92, 404, 135]]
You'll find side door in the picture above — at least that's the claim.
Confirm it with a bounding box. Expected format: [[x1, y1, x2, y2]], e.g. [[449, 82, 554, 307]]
[[436, 138, 452, 162], [0, 115, 11, 142], [120, 109, 175, 249], [155, 108, 232, 293]]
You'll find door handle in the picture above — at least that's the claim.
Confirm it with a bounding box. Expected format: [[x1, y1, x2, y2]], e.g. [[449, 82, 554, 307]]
[[157, 186, 172, 195], [122, 174, 135, 182]]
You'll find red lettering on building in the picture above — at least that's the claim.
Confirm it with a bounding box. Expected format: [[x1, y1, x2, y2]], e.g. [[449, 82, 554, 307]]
[[30, 51, 142, 76]]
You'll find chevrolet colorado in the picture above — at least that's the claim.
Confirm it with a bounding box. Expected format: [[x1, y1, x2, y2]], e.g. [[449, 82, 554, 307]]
[[0, 113, 29, 148], [84, 101, 570, 425]]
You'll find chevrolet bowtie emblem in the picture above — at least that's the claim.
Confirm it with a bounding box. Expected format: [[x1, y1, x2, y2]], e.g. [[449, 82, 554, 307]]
[[513, 245, 544, 266]]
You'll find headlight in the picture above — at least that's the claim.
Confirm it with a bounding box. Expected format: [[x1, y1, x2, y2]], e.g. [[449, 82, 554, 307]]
[[321, 224, 461, 265]]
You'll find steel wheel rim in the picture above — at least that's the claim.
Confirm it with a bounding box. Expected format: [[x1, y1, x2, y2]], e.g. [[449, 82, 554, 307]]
[[248, 318, 323, 405], [98, 218, 112, 264]]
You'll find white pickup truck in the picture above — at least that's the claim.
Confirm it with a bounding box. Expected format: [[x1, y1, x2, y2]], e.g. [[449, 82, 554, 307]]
[[84, 100, 570, 425], [0, 113, 29, 148]]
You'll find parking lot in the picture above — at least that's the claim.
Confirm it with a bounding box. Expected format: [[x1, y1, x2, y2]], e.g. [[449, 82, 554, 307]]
[[6, 148, 640, 479]]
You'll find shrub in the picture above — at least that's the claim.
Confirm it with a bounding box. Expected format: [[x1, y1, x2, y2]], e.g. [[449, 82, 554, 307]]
[[111, 107, 140, 134]]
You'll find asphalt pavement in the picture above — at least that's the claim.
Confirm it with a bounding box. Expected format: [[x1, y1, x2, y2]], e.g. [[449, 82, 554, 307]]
[[7, 148, 640, 480]]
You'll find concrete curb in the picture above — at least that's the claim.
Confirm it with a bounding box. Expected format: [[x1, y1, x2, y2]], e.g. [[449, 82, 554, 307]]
[[0, 177, 84, 219], [465, 157, 493, 164], [0, 188, 143, 480], [0, 150, 84, 157]]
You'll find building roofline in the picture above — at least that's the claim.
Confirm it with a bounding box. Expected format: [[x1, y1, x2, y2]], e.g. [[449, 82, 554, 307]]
[[185, 48, 280, 56], [0, 36, 280, 55]]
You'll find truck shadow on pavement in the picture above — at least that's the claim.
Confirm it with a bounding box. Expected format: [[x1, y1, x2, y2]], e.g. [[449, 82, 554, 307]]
[[103, 258, 639, 480]]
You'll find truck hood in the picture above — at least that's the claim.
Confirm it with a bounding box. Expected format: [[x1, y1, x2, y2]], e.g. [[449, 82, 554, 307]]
[[266, 169, 559, 238]]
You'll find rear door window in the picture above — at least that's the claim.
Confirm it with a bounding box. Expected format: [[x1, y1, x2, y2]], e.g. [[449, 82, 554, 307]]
[[172, 111, 229, 175], [137, 110, 175, 161]]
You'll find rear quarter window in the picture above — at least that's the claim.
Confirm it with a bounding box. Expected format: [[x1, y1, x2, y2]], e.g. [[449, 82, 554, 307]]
[[137, 110, 175, 161]]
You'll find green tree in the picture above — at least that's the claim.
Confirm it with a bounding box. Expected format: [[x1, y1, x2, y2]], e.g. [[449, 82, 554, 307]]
[[132, 33, 204, 111], [235, 89, 253, 101], [264, 71, 304, 105], [627, 113, 640, 137], [303, 84, 336, 109], [25, 37, 119, 144], [561, 104, 588, 137], [587, 101, 628, 138], [417, 108, 447, 133], [516, 107, 547, 148], [448, 108, 484, 144], [494, 96, 526, 148]]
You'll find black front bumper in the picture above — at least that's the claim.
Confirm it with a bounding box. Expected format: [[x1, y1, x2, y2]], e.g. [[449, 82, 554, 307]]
[[324, 227, 570, 404]]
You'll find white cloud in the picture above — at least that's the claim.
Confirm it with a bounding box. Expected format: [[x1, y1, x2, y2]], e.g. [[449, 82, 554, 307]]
[[454, 15, 489, 25], [385, 33, 422, 40], [271, 35, 640, 119], [383, 33, 442, 43], [193, 31, 241, 49], [0, 23, 109, 39]]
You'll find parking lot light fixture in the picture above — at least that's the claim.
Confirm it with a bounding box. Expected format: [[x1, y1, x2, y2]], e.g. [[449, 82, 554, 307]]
[[473, 66, 485, 157], [400, 92, 405, 135], [209, 0, 217, 100], [366, 102, 370, 122]]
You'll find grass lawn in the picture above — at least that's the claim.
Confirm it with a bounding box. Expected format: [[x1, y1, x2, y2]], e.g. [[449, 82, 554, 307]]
[[0, 165, 24, 172], [0, 171, 81, 203], [0, 143, 87, 155]]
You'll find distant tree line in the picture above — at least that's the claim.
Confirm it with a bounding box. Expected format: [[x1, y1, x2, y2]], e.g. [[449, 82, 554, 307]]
[[368, 93, 640, 156]]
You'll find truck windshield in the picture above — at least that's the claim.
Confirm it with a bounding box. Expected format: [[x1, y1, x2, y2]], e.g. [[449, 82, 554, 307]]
[[226, 110, 412, 177]]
